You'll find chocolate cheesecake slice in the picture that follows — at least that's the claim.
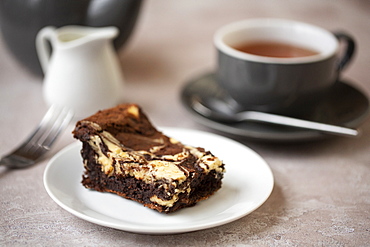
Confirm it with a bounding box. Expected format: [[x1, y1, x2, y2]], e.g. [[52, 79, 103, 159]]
[[72, 104, 225, 213]]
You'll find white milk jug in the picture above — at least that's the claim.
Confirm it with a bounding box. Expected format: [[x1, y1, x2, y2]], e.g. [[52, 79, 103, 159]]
[[36, 25, 124, 117]]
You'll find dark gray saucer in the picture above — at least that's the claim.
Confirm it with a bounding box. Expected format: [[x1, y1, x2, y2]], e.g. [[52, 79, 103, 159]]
[[181, 73, 370, 142]]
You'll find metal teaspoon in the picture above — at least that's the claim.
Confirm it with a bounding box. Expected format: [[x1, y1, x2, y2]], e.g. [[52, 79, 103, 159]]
[[191, 96, 359, 137]]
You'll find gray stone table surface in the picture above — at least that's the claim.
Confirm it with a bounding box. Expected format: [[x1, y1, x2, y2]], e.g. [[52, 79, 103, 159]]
[[1, 0, 369, 246]]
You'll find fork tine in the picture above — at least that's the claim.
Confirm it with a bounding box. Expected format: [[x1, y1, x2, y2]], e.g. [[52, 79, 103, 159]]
[[39, 107, 74, 149], [15, 105, 59, 153], [1, 105, 74, 168], [13, 106, 73, 160]]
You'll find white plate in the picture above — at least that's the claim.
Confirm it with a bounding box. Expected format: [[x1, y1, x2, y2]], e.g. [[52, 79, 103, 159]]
[[44, 127, 274, 234]]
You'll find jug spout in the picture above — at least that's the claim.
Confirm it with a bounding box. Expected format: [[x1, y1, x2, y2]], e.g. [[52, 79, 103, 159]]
[[89, 26, 119, 40], [57, 26, 119, 45], [51, 26, 119, 49]]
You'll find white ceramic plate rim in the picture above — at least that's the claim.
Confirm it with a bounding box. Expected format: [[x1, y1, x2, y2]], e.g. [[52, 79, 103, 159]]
[[43, 127, 274, 234]]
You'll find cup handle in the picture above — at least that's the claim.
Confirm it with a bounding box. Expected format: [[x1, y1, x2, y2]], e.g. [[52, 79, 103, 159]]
[[36, 26, 56, 74], [333, 32, 356, 71]]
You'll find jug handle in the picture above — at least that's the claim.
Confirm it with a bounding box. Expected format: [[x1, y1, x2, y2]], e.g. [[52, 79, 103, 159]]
[[36, 26, 56, 74]]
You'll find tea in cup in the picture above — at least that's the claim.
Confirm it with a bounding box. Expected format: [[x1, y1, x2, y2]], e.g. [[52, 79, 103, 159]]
[[214, 18, 355, 115]]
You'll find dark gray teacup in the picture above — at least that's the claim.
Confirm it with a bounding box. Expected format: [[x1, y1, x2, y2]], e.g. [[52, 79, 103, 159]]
[[214, 18, 355, 115]]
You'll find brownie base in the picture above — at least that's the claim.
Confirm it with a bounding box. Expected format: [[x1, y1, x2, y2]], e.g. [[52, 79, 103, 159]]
[[80, 142, 223, 213]]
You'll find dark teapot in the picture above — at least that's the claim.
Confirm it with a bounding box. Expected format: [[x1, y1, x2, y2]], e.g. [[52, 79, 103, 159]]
[[0, 0, 143, 76]]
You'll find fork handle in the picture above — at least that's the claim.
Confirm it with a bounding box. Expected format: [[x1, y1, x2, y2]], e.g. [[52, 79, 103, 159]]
[[0, 156, 33, 169]]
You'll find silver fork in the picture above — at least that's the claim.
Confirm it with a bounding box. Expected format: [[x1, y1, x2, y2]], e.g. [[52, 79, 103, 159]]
[[0, 105, 74, 169]]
